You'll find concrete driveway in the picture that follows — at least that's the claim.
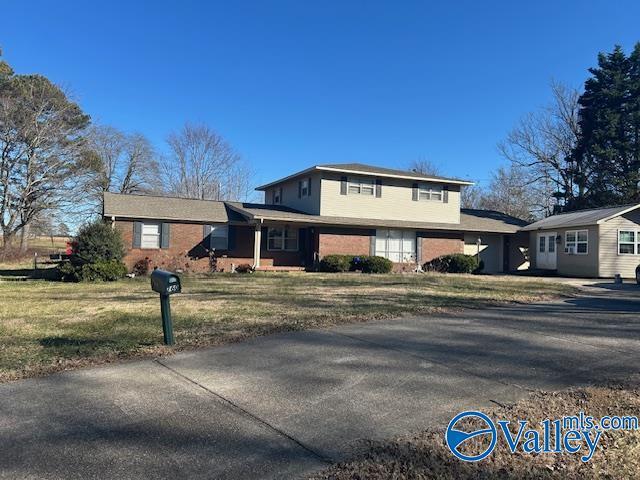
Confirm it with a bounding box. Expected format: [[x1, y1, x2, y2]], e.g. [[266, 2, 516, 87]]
[[1, 282, 639, 479]]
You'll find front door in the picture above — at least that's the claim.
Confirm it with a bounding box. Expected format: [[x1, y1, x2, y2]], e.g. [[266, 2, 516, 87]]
[[536, 232, 557, 270]]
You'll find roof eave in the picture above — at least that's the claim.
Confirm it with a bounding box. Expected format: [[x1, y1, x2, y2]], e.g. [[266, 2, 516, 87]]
[[596, 204, 640, 224], [255, 165, 474, 190]]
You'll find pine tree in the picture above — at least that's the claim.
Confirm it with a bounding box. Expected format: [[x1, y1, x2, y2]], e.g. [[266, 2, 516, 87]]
[[573, 44, 640, 207]]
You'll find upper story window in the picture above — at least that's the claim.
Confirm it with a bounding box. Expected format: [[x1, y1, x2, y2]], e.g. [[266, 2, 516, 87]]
[[618, 230, 640, 255], [272, 187, 282, 204], [141, 222, 160, 248], [348, 177, 375, 195], [301, 179, 309, 197], [418, 183, 443, 201], [565, 230, 588, 255]]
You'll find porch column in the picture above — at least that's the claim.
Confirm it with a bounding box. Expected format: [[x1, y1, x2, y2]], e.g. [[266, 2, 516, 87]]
[[253, 223, 262, 268]]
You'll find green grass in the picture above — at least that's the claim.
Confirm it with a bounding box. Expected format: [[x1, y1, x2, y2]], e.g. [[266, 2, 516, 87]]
[[0, 272, 577, 382]]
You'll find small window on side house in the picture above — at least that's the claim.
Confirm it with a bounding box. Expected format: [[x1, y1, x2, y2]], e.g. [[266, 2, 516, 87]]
[[618, 230, 636, 255], [210, 225, 229, 250], [418, 183, 443, 201], [348, 178, 374, 196]]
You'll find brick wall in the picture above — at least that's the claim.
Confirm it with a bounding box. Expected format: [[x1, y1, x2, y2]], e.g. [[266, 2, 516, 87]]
[[419, 232, 464, 263], [115, 220, 304, 273], [317, 228, 372, 257]]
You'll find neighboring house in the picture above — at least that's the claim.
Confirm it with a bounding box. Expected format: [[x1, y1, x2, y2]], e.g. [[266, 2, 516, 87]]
[[522, 204, 640, 278], [103, 163, 529, 273]]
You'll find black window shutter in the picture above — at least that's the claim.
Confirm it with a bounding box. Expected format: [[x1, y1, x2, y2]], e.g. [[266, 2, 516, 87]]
[[307, 177, 312, 196], [369, 230, 376, 255], [298, 227, 306, 252], [133, 221, 142, 248], [227, 225, 235, 251], [272, 189, 277, 203], [416, 233, 422, 264], [279, 187, 283, 203], [443, 185, 449, 203], [160, 223, 170, 248], [340, 176, 348, 195], [375, 178, 382, 197], [412, 183, 419, 201], [298, 181, 302, 198], [203, 224, 212, 249]]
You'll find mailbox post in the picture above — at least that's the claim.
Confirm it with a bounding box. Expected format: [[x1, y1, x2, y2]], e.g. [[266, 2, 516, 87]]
[[150, 269, 182, 346]]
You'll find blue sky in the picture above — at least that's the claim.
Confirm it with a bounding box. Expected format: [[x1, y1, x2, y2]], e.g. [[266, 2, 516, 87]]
[[3, 1, 639, 189]]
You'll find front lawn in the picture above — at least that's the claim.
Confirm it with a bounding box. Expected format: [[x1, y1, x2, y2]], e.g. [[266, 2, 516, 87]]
[[0, 272, 576, 382]]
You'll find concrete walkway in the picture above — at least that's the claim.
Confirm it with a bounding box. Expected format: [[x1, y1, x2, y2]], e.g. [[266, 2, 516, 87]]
[[1, 282, 639, 479]]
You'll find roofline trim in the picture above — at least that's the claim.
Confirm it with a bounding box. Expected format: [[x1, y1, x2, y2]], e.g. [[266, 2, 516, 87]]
[[596, 204, 640, 224], [255, 165, 474, 190]]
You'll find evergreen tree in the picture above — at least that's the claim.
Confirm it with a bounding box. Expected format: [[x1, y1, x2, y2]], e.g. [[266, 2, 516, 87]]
[[573, 44, 640, 207]]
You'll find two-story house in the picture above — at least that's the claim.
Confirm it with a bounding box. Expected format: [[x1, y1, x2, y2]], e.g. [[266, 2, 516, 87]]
[[103, 163, 530, 273]]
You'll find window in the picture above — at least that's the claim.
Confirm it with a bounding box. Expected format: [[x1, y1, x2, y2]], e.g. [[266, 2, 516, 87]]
[[618, 230, 640, 255], [539, 235, 545, 253], [301, 179, 309, 197], [348, 178, 375, 195], [565, 230, 588, 255], [267, 226, 298, 251], [272, 188, 282, 204], [141, 222, 160, 249], [548, 237, 555, 253], [418, 183, 443, 201], [375, 229, 416, 262], [210, 225, 229, 250]]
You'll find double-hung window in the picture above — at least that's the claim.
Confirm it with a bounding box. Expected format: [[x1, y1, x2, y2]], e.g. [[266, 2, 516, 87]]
[[618, 230, 640, 255], [141, 222, 160, 249], [375, 229, 416, 262], [418, 183, 443, 201], [210, 225, 229, 250], [565, 230, 588, 254], [348, 178, 375, 195], [267, 226, 298, 251]]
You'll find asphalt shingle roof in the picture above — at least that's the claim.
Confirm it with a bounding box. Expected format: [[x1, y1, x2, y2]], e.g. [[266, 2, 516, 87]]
[[520, 204, 640, 231], [103, 192, 246, 223]]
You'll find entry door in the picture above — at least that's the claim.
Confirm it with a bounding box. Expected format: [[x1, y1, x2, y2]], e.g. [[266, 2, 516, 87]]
[[536, 232, 557, 270]]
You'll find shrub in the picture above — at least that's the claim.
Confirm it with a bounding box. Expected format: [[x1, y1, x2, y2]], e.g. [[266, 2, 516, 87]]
[[57, 260, 81, 282], [318, 254, 352, 273], [133, 257, 151, 276], [56, 259, 127, 282], [75, 221, 125, 264], [424, 254, 479, 274], [360, 255, 393, 274], [235, 263, 253, 273]]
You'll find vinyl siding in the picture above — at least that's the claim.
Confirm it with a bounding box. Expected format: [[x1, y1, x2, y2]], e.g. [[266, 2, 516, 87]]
[[531, 226, 599, 277], [264, 172, 322, 214], [464, 234, 504, 273], [319, 172, 461, 223], [598, 210, 640, 278]]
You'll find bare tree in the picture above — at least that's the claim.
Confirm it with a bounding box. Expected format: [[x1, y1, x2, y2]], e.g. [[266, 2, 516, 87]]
[[476, 166, 539, 221], [0, 60, 90, 252], [407, 157, 442, 176], [460, 184, 485, 209], [81, 125, 159, 215], [498, 81, 582, 215], [163, 122, 251, 201]]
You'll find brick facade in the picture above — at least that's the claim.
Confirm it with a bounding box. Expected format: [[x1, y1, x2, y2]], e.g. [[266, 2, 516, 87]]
[[115, 219, 468, 274], [419, 232, 464, 263], [317, 227, 372, 257], [115, 221, 303, 273]]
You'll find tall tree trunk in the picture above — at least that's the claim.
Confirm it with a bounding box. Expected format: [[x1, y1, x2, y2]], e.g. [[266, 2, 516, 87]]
[[19, 224, 30, 253]]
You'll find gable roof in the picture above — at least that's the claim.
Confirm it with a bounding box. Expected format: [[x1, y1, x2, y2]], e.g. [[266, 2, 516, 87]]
[[227, 203, 526, 234], [520, 204, 640, 231], [256, 163, 474, 190], [103, 192, 247, 223]]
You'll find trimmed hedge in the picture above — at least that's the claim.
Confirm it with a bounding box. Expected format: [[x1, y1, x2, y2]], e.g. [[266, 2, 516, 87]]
[[318, 254, 394, 274], [318, 254, 352, 273], [423, 253, 481, 274]]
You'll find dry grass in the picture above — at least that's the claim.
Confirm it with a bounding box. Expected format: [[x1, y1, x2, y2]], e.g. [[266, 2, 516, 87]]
[[0, 272, 577, 382], [311, 379, 640, 480]]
